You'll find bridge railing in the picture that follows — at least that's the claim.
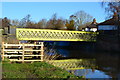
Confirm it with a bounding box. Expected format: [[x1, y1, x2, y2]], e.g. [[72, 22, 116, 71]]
[[16, 28, 98, 41]]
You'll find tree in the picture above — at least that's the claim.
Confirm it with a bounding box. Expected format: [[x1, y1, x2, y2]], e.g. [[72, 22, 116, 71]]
[[55, 18, 67, 30], [69, 10, 93, 30], [2, 17, 11, 28], [69, 15, 78, 30], [19, 14, 31, 27], [37, 19, 47, 29], [0, 18, 2, 29], [101, 0, 120, 48], [101, 0, 120, 18], [47, 13, 58, 29], [65, 19, 75, 30], [47, 19, 56, 29], [11, 19, 19, 26], [26, 21, 37, 29], [101, 0, 120, 31]]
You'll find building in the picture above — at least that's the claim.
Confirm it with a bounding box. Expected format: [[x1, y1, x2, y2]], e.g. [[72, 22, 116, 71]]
[[98, 12, 119, 31], [3, 26, 16, 35], [82, 18, 98, 32], [96, 12, 120, 52]]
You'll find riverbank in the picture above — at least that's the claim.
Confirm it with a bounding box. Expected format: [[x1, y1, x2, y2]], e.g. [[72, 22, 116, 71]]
[[2, 59, 82, 79]]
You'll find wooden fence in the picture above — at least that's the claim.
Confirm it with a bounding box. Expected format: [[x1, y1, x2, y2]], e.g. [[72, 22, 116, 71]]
[[0, 29, 3, 54], [1, 42, 44, 62]]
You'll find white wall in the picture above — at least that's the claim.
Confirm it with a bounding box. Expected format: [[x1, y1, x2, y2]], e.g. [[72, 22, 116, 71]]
[[98, 25, 117, 30], [90, 28, 97, 32], [82, 28, 97, 32]]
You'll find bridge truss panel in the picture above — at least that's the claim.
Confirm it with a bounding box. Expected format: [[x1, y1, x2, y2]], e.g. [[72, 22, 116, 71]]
[[16, 28, 98, 41]]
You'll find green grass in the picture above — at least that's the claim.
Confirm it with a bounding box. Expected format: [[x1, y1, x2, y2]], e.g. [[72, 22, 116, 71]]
[[2, 60, 82, 79]]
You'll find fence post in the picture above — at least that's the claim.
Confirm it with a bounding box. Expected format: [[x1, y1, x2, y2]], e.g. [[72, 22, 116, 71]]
[[2, 42, 4, 61], [34, 42, 36, 46], [22, 43, 25, 63], [5, 43, 8, 48], [41, 42, 44, 61]]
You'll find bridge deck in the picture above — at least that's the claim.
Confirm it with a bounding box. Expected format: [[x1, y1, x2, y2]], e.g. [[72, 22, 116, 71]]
[[16, 28, 98, 41]]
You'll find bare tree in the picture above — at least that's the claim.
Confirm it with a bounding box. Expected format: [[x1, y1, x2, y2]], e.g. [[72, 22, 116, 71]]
[[73, 11, 93, 25], [19, 14, 31, 28], [11, 19, 19, 26], [27, 21, 37, 29], [37, 19, 47, 29], [55, 18, 66, 30], [47, 20, 55, 29], [47, 13, 58, 29], [2, 17, 11, 28], [70, 10, 93, 30], [0, 18, 2, 29], [101, 0, 120, 18]]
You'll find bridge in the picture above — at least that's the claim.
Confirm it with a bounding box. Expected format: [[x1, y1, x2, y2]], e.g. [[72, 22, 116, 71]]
[[1, 28, 98, 70], [16, 28, 98, 41], [1, 42, 96, 70]]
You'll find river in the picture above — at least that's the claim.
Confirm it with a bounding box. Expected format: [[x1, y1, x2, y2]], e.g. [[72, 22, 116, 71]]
[[45, 41, 120, 79]]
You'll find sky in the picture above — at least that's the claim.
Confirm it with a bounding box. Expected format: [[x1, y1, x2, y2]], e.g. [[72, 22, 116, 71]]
[[1, 0, 103, 2], [1, 2, 107, 23]]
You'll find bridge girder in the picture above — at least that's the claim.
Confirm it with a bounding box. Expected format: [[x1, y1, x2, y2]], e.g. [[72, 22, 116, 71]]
[[16, 28, 98, 41]]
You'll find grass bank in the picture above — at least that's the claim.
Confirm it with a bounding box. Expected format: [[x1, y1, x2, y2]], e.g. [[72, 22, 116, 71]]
[[2, 60, 83, 79]]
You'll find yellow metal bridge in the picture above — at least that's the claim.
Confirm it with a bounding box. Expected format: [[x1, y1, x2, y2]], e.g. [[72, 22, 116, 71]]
[[16, 28, 98, 41], [1, 28, 98, 70]]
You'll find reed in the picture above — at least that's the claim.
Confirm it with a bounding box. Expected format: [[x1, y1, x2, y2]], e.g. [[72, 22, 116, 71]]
[[43, 49, 62, 61]]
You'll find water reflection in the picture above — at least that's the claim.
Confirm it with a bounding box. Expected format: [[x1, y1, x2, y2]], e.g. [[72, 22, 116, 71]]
[[69, 51, 120, 79], [45, 41, 120, 79], [57, 49, 69, 57], [68, 69, 112, 78]]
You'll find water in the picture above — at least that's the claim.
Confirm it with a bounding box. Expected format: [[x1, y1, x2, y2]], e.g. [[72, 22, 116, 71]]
[[68, 69, 112, 78], [67, 51, 120, 79], [69, 52, 120, 79], [45, 41, 120, 79]]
